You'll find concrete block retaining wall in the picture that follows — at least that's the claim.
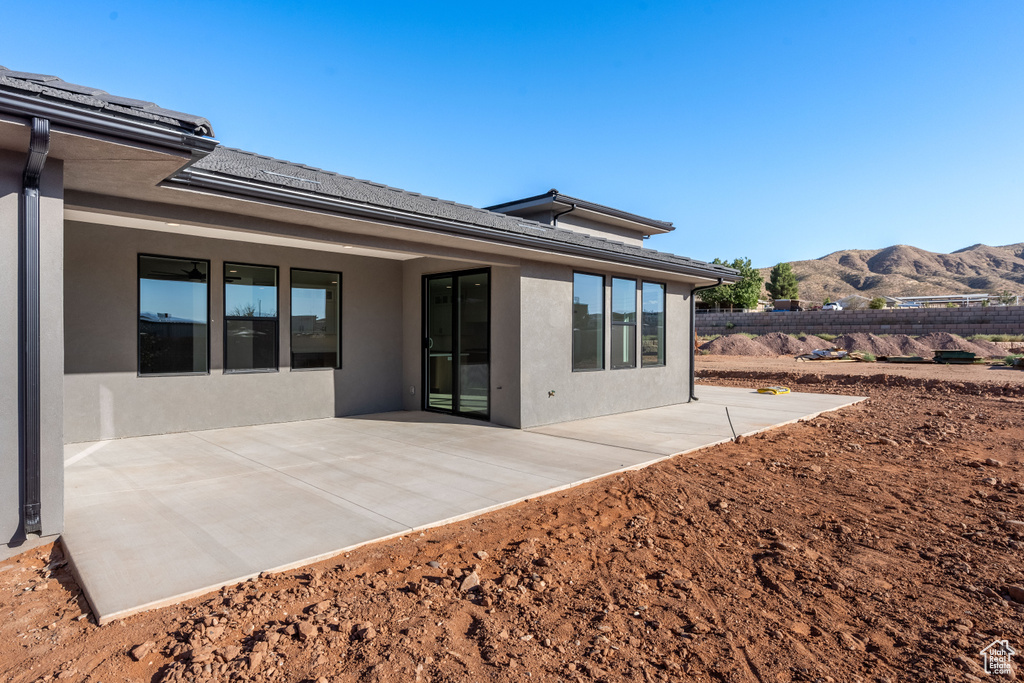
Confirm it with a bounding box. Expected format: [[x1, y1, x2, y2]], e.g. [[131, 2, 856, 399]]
[[695, 306, 1024, 337]]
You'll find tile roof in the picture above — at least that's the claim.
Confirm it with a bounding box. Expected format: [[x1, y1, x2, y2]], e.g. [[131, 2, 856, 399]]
[[0, 66, 213, 136], [188, 148, 737, 279]]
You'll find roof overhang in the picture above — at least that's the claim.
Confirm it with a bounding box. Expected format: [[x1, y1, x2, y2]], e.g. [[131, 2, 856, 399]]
[[486, 191, 674, 237], [162, 169, 736, 284]]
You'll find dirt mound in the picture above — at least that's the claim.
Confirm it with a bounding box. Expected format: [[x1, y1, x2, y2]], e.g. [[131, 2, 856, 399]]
[[965, 337, 1010, 357], [702, 334, 773, 356], [830, 333, 901, 356], [887, 334, 934, 357], [916, 332, 995, 356], [798, 334, 833, 351], [755, 332, 811, 355]]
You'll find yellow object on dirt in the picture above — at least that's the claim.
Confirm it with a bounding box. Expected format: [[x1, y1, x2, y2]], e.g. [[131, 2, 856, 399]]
[[757, 386, 791, 395]]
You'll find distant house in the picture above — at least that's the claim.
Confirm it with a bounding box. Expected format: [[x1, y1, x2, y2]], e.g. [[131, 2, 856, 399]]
[[0, 66, 738, 551]]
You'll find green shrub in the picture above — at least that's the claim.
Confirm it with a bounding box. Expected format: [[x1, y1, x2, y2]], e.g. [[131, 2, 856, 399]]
[[854, 350, 876, 362], [1005, 355, 1023, 367], [725, 321, 735, 330], [868, 297, 886, 309], [817, 333, 837, 342]]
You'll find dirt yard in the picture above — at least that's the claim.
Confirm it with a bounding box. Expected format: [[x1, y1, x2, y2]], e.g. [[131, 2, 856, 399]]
[[2, 364, 1023, 683]]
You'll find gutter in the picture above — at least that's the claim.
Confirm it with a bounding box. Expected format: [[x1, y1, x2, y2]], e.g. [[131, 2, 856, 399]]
[[0, 89, 218, 157], [689, 278, 723, 402], [486, 191, 674, 232], [165, 170, 739, 283], [20, 117, 49, 534]]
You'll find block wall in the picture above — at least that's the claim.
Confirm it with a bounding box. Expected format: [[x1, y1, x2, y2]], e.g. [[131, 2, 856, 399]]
[[695, 306, 1024, 337]]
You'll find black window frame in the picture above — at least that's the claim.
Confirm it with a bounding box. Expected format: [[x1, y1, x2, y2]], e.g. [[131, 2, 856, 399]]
[[223, 261, 280, 374], [571, 271, 606, 372], [289, 267, 342, 371], [610, 277, 638, 370], [137, 253, 211, 377], [641, 280, 667, 368]]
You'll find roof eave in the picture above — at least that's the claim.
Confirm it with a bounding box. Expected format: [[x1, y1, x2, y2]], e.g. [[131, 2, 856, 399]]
[[486, 190, 674, 234], [166, 169, 736, 283], [0, 88, 218, 158]]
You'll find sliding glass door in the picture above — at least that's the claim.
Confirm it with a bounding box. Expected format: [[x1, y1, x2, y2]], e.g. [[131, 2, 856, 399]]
[[423, 269, 489, 419]]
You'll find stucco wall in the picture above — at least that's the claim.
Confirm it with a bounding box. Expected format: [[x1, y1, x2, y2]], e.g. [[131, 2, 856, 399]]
[[64, 221, 404, 443], [1, 150, 22, 547], [556, 214, 645, 247], [695, 306, 1024, 337], [1, 150, 65, 549], [518, 261, 692, 428], [400, 258, 522, 428]]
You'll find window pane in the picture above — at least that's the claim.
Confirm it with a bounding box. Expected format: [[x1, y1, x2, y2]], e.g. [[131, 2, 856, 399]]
[[642, 282, 666, 366], [458, 272, 489, 417], [225, 264, 278, 371], [426, 277, 454, 411], [572, 273, 603, 371], [611, 322, 637, 369], [611, 278, 637, 324], [611, 278, 636, 369], [291, 270, 340, 369], [139, 256, 208, 374]]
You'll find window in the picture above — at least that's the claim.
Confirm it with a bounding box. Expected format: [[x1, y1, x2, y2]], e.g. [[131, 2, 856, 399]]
[[138, 255, 209, 375], [611, 278, 637, 369], [291, 269, 340, 369], [572, 272, 604, 371], [642, 282, 666, 366], [225, 263, 278, 372]]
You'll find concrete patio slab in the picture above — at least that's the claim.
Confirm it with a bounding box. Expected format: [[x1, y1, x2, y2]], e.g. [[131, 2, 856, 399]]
[[62, 386, 864, 623]]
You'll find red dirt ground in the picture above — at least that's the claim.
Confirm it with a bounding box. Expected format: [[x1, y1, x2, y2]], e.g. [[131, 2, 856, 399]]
[[2, 363, 1023, 683]]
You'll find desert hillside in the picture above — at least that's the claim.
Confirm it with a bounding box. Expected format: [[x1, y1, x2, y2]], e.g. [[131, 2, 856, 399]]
[[758, 242, 1024, 303]]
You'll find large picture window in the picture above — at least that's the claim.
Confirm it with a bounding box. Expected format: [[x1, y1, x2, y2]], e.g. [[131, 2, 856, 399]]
[[572, 272, 604, 371], [611, 277, 637, 369], [642, 281, 666, 367], [225, 263, 278, 372], [138, 255, 209, 375], [291, 269, 341, 369]]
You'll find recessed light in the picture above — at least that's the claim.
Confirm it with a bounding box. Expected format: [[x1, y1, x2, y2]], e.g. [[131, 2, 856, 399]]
[[166, 222, 180, 227], [342, 246, 353, 249], [229, 270, 237, 273]]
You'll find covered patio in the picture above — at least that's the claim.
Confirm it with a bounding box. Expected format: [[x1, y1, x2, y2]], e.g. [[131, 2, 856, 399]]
[[63, 386, 864, 623]]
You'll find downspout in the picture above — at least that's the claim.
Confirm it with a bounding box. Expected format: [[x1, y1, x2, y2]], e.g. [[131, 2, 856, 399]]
[[552, 202, 576, 227], [20, 117, 50, 534], [689, 278, 722, 402]]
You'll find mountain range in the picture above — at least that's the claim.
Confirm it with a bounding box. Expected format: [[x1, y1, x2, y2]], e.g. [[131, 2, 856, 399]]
[[757, 243, 1024, 304]]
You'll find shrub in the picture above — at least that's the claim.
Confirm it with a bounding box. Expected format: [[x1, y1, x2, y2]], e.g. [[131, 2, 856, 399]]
[[868, 297, 886, 309], [854, 350, 876, 362], [817, 333, 837, 342], [1005, 355, 1023, 367], [725, 321, 735, 329]]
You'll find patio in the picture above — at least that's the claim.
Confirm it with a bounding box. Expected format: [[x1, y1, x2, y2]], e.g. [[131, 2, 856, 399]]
[[62, 385, 864, 623]]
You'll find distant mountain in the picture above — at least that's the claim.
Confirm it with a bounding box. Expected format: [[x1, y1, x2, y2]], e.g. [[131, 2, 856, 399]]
[[757, 243, 1024, 303]]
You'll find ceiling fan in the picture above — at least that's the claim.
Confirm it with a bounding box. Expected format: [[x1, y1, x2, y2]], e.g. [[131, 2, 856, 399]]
[[149, 261, 207, 282]]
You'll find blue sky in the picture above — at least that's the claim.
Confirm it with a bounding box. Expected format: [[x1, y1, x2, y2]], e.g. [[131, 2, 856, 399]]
[[4, 1, 1022, 266]]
